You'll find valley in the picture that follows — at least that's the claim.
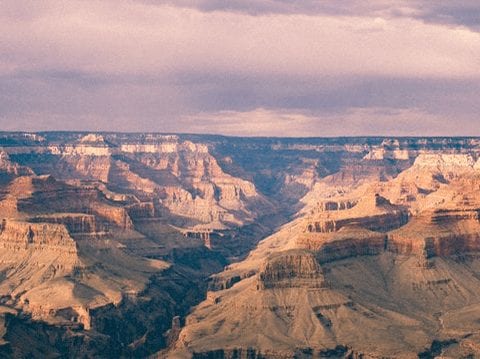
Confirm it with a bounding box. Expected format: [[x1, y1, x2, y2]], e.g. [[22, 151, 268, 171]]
[[1, 133, 480, 358]]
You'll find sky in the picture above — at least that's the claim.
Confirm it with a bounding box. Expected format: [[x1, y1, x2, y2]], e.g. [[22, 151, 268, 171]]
[[1, 0, 479, 136]]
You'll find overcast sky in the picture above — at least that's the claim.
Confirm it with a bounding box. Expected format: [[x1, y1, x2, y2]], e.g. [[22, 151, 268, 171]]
[[1, 0, 479, 136]]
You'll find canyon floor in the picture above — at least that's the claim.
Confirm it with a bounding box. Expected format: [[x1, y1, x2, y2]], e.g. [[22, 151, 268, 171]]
[[1, 133, 480, 358]]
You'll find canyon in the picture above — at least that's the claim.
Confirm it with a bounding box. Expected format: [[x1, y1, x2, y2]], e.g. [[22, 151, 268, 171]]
[[1, 133, 480, 357]]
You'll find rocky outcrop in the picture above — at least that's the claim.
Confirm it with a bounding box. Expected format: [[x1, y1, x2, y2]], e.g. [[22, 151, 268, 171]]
[[207, 271, 255, 291], [300, 206, 480, 264], [190, 345, 360, 359], [0, 219, 77, 252], [6, 175, 134, 231], [298, 227, 387, 263], [413, 153, 476, 169], [0, 219, 81, 318], [68, 155, 111, 182], [258, 250, 325, 289], [388, 208, 480, 258], [305, 194, 408, 233], [313, 199, 356, 212], [0, 151, 34, 178], [29, 214, 99, 234], [92, 205, 133, 230], [306, 211, 408, 233], [126, 201, 155, 219], [119, 139, 206, 155], [362, 139, 480, 162]]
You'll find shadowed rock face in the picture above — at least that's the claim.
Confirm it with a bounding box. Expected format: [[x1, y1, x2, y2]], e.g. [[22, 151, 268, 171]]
[[3, 133, 480, 357]]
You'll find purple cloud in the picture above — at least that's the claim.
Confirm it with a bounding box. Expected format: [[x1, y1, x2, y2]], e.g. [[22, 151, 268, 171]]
[[0, 0, 479, 135]]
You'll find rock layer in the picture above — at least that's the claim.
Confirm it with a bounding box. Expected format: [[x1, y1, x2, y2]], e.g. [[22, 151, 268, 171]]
[[258, 250, 325, 289]]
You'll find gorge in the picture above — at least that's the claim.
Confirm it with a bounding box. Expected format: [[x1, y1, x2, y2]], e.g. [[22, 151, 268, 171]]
[[1, 133, 480, 358]]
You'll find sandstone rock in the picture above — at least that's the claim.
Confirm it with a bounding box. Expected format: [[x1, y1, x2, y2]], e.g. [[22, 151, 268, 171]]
[[305, 194, 408, 233], [298, 226, 387, 263], [413, 153, 476, 169], [258, 249, 325, 289], [0, 219, 77, 251], [388, 208, 480, 258], [29, 214, 98, 234]]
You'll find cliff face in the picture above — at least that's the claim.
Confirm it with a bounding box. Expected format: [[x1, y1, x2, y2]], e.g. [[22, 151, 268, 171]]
[[388, 208, 480, 258], [29, 214, 98, 234], [297, 227, 387, 263], [258, 250, 325, 289], [5, 135, 270, 231], [3, 175, 134, 231], [0, 219, 82, 324], [118, 140, 271, 228], [0, 151, 34, 180], [305, 194, 409, 234], [0, 219, 77, 250]]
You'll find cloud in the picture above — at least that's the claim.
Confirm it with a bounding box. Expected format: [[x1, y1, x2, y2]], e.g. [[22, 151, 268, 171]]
[[150, 0, 480, 31], [0, 1, 479, 78], [178, 107, 465, 137], [2, 106, 458, 136], [0, 0, 479, 134]]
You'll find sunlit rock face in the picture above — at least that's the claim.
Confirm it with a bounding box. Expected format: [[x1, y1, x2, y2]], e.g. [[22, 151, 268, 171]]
[[2, 133, 270, 232], [3, 133, 480, 357], [258, 250, 325, 289]]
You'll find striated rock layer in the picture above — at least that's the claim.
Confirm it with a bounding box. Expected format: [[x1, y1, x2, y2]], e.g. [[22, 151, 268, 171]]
[[258, 250, 325, 289]]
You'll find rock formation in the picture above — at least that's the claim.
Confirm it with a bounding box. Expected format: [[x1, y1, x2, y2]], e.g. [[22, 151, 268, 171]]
[[258, 250, 325, 289], [305, 193, 408, 233], [3, 133, 480, 357], [163, 137, 480, 359]]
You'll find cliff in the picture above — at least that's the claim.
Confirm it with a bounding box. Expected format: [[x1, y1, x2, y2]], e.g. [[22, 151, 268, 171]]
[[3, 135, 271, 231], [0, 219, 78, 251], [29, 214, 99, 234], [0, 151, 34, 180], [0, 219, 81, 317], [388, 208, 480, 258], [298, 226, 387, 263], [305, 194, 408, 233], [258, 250, 325, 289]]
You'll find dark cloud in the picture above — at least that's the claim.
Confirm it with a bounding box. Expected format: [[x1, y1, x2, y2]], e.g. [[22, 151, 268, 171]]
[[165, 71, 480, 118], [1, 69, 478, 135], [152, 0, 480, 31], [416, 1, 480, 30]]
